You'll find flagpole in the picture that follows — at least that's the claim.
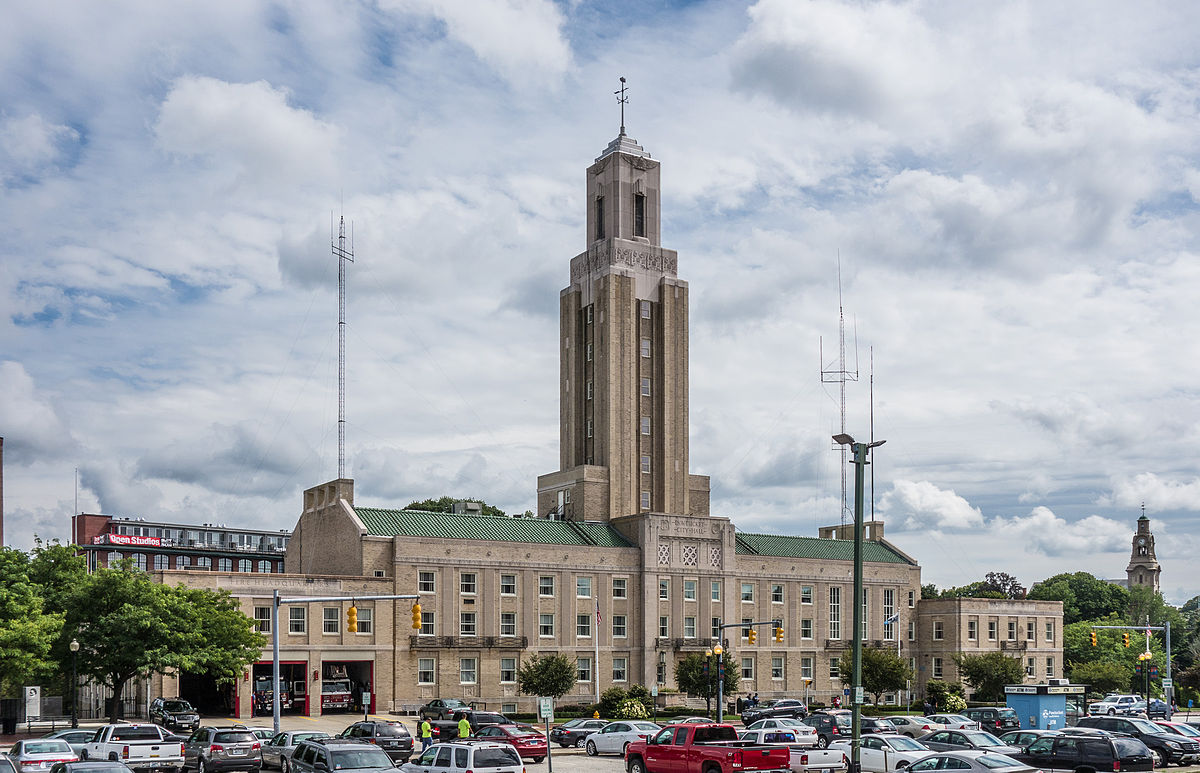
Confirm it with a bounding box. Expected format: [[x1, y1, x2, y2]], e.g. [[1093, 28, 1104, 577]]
[[595, 600, 602, 705]]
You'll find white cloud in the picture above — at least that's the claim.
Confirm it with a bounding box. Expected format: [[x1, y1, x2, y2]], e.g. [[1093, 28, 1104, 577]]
[[1103, 473, 1200, 512], [0, 113, 78, 182], [0, 361, 75, 462], [879, 480, 985, 531], [992, 506, 1130, 558]]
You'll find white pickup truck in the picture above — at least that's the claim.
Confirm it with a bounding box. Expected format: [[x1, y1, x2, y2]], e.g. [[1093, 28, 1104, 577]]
[[82, 723, 185, 773], [829, 735, 933, 772], [739, 728, 848, 773], [1089, 694, 1142, 716]]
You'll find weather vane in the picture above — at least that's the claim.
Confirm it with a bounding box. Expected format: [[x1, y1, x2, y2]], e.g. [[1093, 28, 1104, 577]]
[[615, 76, 628, 136]]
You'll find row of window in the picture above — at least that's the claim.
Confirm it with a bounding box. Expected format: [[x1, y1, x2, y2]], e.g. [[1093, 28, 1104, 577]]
[[927, 655, 1056, 679], [105, 552, 280, 573], [935, 618, 1056, 642], [419, 572, 631, 598], [258, 606, 375, 635], [593, 193, 648, 241], [112, 525, 288, 548], [419, 654, 629, 686]]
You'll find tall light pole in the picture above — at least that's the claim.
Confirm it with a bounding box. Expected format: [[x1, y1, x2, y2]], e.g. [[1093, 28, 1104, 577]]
[[713, 643, 724, 723], [69, 639, 80, 728], [833, 433, 885, 773]]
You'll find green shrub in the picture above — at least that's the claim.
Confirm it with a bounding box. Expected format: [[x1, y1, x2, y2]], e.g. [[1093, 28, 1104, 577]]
[[616, 698, 650, 719], [598, 687, 627, 718]]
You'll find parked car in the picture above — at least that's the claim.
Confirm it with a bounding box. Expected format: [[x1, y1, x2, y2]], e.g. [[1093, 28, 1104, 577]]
[[624, 723, 792, 773], [829, 734, 931, 772], [148, 700, 201, 734], [1088, 695, 1142, 716], [802, 713, 852, 749], [1011, 733, 1154, 772], [742, 729, 846, 772], [48, 764, 133, 773], [337, 721, 413, 763], [742, 699, 810, 725], [927, 715, 981, 731], [9, 740, 78, 771], [747, 718, 816, 738], [548, 718, 608, 748], [471, 725, 547, 762], [1155, 721, 1200, 741], [961, 708, 1020, 734], [429, 710, 511, 740], [417, 700, 469, 722], [1145, 700, 1171, 720], [906, 752, 1036, 773], [398, 742, 523, 773], [1, 754, 17, 773], [997, 730, 1059, 749], [860, 718, 897, 735], [1076, 715, 1200, 766], [915, 730, 1022, 755], [288, 739, 393, 773], [182, 727, 262, 773], [260, 733, 329, 772], [885, 717, 946, 739], [41, 731, 99, 759], [583, 720, 662, 756], [81, 724, 183, 773]]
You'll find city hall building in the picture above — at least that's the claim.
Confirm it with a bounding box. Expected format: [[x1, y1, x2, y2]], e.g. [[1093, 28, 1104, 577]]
[[151, 127, 1061, 718]]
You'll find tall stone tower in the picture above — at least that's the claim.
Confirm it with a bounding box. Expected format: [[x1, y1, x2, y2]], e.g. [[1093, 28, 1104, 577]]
[[537, 130, 710, 521], [1125, 514, 1161, 593]]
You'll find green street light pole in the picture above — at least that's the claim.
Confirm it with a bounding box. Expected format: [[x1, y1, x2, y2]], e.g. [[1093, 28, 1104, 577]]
[[834, 433, 885, 773]]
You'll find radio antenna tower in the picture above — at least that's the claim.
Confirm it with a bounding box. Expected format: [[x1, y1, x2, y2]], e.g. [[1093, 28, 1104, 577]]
[[820, 258, 859, 525], [332, 214, 354, 479]]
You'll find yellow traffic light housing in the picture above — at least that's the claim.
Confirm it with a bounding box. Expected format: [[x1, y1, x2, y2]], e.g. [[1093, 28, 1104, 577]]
[[411, 602, 422, 630], [1122, 632, 1130, 647], [347, 604, 358, 633], [1090, 630, 1097, 647], [774, 626, 784, 643], [748, 628, 757, 645]]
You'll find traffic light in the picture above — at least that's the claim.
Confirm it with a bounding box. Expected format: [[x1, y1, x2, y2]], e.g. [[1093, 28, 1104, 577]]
[[1123, 632, 1130, 647], [775, 626, 784, 643], [347, 605, 358, 633], [748, 628, 757, 645], [1090, 630, 1097, 647], [411, 602, 422, 630]]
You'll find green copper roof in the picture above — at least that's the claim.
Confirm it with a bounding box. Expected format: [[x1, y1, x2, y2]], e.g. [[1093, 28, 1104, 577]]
[[355, 508, 633, 548], [735, 533, 916, 565]]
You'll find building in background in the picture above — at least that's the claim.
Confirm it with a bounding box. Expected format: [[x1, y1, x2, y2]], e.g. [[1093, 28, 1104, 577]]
[[72, 512, 289, 573]]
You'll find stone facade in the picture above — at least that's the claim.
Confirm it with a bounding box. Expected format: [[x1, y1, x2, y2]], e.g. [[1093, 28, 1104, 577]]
[[1125, 515, 1161, 592]]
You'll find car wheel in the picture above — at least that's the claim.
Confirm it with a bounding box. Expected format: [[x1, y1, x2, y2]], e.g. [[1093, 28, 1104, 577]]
[[817, 736, 829, 749], [575, 736, 587, 748], [1150, 751, 1162, 767], [198, 759, 207, 773], [1107, 709, 1116, 715], [281, 758, 289, 773], [628, 758, 647, 773], [80, 752, 89, 762], [586, 741, 598, 756], [532, 757, 544, 763]]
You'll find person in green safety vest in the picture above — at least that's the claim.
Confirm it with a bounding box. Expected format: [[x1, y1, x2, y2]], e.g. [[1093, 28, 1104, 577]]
[[419, 717, 433, 751], [456, 712, 471, 740]]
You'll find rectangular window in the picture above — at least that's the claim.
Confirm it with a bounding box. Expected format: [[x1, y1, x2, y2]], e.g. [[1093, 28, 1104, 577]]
[[988, 621, 998, 640], [684, 616, 696, 638], [460, 612, 477, 636], [595, 197, 605, 240], [641, 377, 651, 397], [711, 581, 721, 601], [586, 420, 593, 438], [613, 657, 628, 682], [967, 620, 978, 640], [500, 612, 516, 636], [539, 614, 555, 637], [830, 657, 840, 679], [933, 620, 944, 641], [801, 619, 813, 639], [641, 416, 651, 435], [577, 577, 593, 597], [772, 656, 784, 680], [712, 617, 721, 640], [1026, 657, 1035, 677], [683, 580, 697, 601], [500, 658, 516, 683], [741, 583, 755, 602], [658, 616, 669, 637], [417, 658, 435, 685], [741, 657, 754, 680], [1008, 621, 1017, 640], [1045, 621, 1054, 642], [577, 656, 592, 682], [460, 658, 477, 685], [613, 578, 627, 598], [800, 657, 813, 679], [1045, 657, 1054, 678], [500, 574, 516, 595], [641, 338, 651, 358], [659, 579, 669, 600], [772, 584, 784, 603], [586, 343, 593, 361], [801, 586, 813, 604], [254, 607, 271, 633], [289, 607, 306, 634], [933, 658, 943, 679], [539, 576, 555, 596], [420, 612, 435, 636], [613, 615, 627, 638], [460, 573, 477, 594], [358, 608, 373, 634], [741, 617, 752, 639], [586, 304, 593, 324], [640, 299, 651, 318], [418, 571, 435, 593], [908, 621, 915, 641], [883, 589, 896, 641], [634, 194, 646, 238], [1026, 620, 1035, 641], [641, 490, 651, 511], [908, 590, 915, 608], [577, 613, 592, 638], [641, 455, 651, 474], [829, 587, 841, 640], [586, 380, 593, 400]]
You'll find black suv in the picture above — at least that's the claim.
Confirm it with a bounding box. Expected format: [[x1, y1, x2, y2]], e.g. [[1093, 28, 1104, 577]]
[[1076, 715, 1200, 766], [962, 707, 1020, 734], [183, 726, 262, 773], [289, 739, 394, 773], [741, 699, 808, 725], [431, 710, 512, 740], [801, 712, 851, 749], [1013, 733, 1154, 772], [150, 698, 201, 732], [337, 721, 413, 763], [418, 699, 470, 721]]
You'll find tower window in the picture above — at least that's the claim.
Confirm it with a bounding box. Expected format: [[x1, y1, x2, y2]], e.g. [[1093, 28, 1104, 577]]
[[641, 377, 651, 396], [641, 417, 651, 435], [586, 420, 593, 438], [641, 338, 651, 358], [586, 380, 593, 400], [586, 343, 593, 361], [641, 455, 651, 474], [641, 491, 651, 511], [640, 300, 650, 318], [634, 193, 646, 237], [595, 196, 605, 240], [586, 305, 593, 324]]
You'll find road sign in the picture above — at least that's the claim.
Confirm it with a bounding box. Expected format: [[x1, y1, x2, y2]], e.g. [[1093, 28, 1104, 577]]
[[538, 697, 554, 722], [651, 686, 658, 697], [854, 687, 864, 704], [1162, 678, 1173, 688]]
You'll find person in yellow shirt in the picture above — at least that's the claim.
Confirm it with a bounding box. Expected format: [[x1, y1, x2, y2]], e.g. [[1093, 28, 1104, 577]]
[[419, 718, 432, 751], [456, 713, 471, 740]]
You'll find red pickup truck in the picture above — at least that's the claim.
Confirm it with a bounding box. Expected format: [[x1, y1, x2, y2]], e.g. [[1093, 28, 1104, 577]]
[[625, 723, 792, 773]]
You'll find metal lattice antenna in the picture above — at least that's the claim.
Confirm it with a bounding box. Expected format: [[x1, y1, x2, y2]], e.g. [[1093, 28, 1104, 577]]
[[820, 257, 860, 525], [615, 76, 628, 136], [332, 214, 354, 479]]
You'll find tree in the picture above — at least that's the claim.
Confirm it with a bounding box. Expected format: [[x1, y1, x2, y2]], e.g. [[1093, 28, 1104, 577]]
[[1069, 660, 1132, 696], [0, 548, 61, 697], [924, 679, 964, 712], [921, 584, 940, 600], [1127, 586, 1183, 631], [404, 496, 506, 517], [516, 654, 576, 700], [674, 652, 738, 715], [980, 572, 1026, 599], [1027, 572, 1128, 625], [833, 647, 911, 705], [953, 652, 1026, 701]]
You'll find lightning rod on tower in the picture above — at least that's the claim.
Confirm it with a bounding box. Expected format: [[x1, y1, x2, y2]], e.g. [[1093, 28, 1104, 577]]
[[820, 258, 859, 525], [332, 214, 354, 479]]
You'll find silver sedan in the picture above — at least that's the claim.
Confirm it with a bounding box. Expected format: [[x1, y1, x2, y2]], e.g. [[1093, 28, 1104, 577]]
[[905, 752, 1036, 773], [583, 721, 662, 757], [260, 732, 331, 772]]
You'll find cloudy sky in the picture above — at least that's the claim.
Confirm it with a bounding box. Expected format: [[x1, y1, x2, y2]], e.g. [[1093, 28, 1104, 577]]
[[3, 0, 1198, 603]]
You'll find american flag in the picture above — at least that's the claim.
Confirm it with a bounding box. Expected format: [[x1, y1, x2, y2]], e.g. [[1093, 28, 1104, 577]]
[[596, 600, 603, 624]]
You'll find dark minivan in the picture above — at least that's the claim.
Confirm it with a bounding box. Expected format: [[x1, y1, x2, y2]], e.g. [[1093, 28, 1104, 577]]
[[1077, 715, 1200, 766], [1013, 734, 1154, 773], [337, 721, 413, 763], [962, 707, 1020, 734]]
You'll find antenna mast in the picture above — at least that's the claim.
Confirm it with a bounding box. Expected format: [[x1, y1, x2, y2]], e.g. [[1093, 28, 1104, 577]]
[[820, 259, 859, 525], [332, 214, 354, 479]]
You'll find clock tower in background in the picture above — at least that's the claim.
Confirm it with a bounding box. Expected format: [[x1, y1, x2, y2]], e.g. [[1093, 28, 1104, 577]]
[[1125, 513, 1161, 593]]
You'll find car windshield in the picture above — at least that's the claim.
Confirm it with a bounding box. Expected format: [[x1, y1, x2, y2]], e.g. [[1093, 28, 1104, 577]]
[[110, 728, 161, 742], [293, 733, 329, 743], [329, 749, 393, 770], [998, 710, 1018, 719], [322, 683, 349, 694], [1114, 739, 1149, 756], [975, 754, 1022, 768], [890, 737, 928, 751], [1168, 725, 1200, 737], [949, 716, 973, 723], [473, 747, 521, 768], [834, 715, 852, 729], [162, 702, 193, 712], [77, 766, 129, 773], [1128, 719, 1164, 734], [966, 733, 1004, 747], [24, 741, 72, 754], [376, 726, 409, 737], [634, 723, 661, 732], [213, 732, 255, 744]]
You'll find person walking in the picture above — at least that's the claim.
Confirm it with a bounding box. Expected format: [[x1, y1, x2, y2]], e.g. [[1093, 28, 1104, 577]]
[[456, 712, 471, 740], [419, 717, 433, 751]]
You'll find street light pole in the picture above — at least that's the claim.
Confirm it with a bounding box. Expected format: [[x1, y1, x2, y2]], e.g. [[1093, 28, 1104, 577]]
[[834, 433, 885, 773], [69, 638, 80, 728]]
